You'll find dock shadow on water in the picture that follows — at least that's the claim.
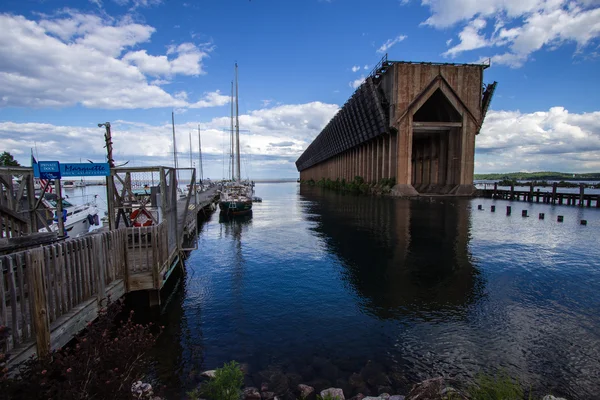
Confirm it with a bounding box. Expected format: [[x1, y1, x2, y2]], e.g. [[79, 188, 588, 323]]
[[148, 183, 600, 399]]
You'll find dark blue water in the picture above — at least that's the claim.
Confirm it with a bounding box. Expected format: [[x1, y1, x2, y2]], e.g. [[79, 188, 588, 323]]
[[154, 183, 600, 399]]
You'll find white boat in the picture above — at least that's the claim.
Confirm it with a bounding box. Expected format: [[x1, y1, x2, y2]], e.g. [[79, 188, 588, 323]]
[[62, 180, 76, 188], [38, 195, 100, 238]]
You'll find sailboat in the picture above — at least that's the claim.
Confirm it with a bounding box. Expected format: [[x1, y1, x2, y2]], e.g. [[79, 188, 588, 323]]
[[219, 64, 253, 216]]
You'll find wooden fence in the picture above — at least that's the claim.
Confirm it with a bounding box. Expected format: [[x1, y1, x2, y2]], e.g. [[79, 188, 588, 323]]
[[0, 223, 170, 366]]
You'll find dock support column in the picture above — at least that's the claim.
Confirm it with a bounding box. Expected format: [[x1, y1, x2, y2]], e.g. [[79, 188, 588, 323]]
[[382, 135, 388, 179], [529, 183, 534, 202], [430, 137, 438, 187], [387, 134, 392, 179], [375, 137, 380, 183], [362, 144, 366, 182], [371, 140, 375, 183], [579, 184, 585, 207]]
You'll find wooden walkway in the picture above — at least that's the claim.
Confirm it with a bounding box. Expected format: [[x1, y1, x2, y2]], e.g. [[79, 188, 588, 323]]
[[478, 186, 600, 207], [1, 187, 219, 368]]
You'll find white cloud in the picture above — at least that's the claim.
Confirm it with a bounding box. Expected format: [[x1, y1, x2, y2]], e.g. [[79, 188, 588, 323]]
[[112, 0, 162, 9], [364, 65, 369, 70], [0, 101, 340, 178], [351, 65, 361, 72], [444, 18, 489, 57], [426, 0, 600, 67], [377, 34, 407, 53], [188, 91, 230, 108], [349, 75, 366, 89], [0, 12, 222, 109], [123, 42, 210, 76], [476, 106, 600, 172]]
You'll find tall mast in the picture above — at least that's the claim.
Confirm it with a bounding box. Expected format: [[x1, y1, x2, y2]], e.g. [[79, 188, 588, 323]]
[[189, 130, 193, 168], [235, 63, 241, 182], [198, 124, 203, 183], [230, 81, 234, 181], [172, 111, 179, 181]]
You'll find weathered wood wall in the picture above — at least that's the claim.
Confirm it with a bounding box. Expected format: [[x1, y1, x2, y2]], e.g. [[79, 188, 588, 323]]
[[0, 223, 171, 367]]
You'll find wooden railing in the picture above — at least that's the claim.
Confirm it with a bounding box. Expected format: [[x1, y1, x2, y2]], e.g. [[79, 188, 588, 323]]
[[0, 229, 128, 362], [126, 223, 169, 274], [0, 205, 29, 239]]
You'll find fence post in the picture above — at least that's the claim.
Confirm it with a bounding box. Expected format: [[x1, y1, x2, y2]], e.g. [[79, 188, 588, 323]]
[[94, 235, 107, 305], [29, 248, 50, 357]]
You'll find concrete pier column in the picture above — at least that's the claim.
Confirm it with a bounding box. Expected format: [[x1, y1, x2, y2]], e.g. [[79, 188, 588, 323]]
[[353, 148, 357, 180], [371, 140, 376, 183], [375, 137, 380, 183], [362, 143, 366, 179], [446, 129, 456, 185], [367, 142, 371, 183], [430, 136, 438, 186], [438, 133, 448, 185], [421, 141, 429, 188], [391, 133, 397, 182]]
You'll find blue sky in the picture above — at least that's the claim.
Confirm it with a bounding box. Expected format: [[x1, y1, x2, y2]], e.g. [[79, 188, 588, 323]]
[[1, 0, 599, 178]]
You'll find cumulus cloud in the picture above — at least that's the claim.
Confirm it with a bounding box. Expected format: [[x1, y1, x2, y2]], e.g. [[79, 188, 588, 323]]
[[351, 65, 361, 72], [0, 12, 222, 109], [443, 18, 489, 57], [426, 0, 600, 67], [377, 34, 407, 53], [122, 42, 210, 77], [349, 75, 366, 89], [476, 107, 600, 172], [0, 101, 339, 178]]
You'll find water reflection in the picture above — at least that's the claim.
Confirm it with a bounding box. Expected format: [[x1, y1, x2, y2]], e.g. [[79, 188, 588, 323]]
[[299, 187, 484, 320], [150, 183, 600, 400]]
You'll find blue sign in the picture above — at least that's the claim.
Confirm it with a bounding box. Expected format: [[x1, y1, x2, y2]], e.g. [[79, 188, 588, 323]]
[[60, 163, 110, 177], [37, 161, 61, 180]]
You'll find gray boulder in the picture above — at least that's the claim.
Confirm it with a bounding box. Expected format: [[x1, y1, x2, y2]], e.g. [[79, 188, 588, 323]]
[[243, 387, 261, 400], [320, 387, 346, 400], [298, 384, 315, 399], [406, 377, 466, 400]]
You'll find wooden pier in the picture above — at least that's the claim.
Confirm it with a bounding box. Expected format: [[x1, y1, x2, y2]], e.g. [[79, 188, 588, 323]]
[[478, 182, 600, 207], [1, 165, 219, 368]]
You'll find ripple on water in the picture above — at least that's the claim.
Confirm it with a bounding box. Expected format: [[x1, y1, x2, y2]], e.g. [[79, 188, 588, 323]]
[[152, 184, 600, 400]]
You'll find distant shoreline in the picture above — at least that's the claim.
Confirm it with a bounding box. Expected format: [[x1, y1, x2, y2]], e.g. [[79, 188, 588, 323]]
[[474, 171, 600, 181]]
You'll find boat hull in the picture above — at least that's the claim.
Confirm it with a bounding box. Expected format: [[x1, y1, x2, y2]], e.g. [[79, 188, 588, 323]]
[[219, 200, 252, 215]]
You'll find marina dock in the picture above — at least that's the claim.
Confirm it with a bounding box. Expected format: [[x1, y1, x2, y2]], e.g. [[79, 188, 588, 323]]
[[1, 165, 219, 368], [478, 183, 600, 207]]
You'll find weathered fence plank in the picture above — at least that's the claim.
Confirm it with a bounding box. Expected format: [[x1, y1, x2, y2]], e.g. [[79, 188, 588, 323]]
[[30, 248, 50, 357]]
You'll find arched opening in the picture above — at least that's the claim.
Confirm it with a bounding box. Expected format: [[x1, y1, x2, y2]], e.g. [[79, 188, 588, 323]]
[[411, 88, 463, 194]]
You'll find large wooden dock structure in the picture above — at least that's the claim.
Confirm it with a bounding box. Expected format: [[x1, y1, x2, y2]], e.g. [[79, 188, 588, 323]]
[[1, 165, 218, 368], [478, 183, 600, 207], [296, 55, 497, 196]]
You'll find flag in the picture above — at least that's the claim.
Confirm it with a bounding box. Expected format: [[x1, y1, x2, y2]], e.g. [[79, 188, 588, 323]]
[[31, 154, 53, 193]]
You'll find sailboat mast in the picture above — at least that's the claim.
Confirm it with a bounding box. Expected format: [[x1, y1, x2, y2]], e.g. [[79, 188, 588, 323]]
[[198, 125, 203, 183], [189, 130, 193, 168], [172, 111, 179, 180], [230, 81, 234, 181], [235, 63, 241, 182]]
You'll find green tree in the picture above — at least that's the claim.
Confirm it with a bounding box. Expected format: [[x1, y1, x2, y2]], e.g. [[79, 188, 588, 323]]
[[0, 151, 20, 167]]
